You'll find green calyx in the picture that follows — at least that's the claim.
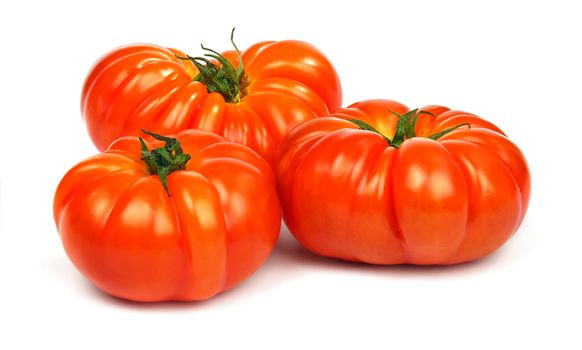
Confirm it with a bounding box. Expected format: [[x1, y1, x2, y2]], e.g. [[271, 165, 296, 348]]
[[177, 28, 248, 103], [139, 129, 191, 197], [348, 109, 470, 148]]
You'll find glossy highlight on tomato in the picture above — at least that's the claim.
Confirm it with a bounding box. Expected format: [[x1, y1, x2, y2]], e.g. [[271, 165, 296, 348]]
[[277, 99, 530, 265], [81, 31, 342, 165], [54, 129, 281, 301]]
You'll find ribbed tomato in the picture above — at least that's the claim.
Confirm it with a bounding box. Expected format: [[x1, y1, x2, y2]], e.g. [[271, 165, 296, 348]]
[[277, 99, 530, 265], [54, 129, 281, 301], [81, 30, 342, 165]]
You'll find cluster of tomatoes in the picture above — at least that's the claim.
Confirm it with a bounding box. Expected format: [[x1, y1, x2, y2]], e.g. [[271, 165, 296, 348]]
[[54, 31, 530, 302]]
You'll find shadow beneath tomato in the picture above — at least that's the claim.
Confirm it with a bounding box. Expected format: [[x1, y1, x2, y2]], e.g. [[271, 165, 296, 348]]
[[82, 284, 233, 310], [267, 224, 511, 277], [45, 253, 258, 310], [46, 223, 515, 310], [89, 227, 511, 309]]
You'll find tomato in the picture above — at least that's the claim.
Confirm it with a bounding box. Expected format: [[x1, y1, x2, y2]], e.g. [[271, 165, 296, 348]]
[[277, 99, 530, 265], [81, 30, 342, 165], [54, 129, 281, 301]]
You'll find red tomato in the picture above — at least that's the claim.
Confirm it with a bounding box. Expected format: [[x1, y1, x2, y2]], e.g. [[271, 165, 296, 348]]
[[277, 99, 530, 265], [81, 31, 342, 165], [54, 129, 281, 301]]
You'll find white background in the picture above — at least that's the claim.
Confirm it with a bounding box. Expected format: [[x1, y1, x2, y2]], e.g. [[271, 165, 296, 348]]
[[1, 0, 580, 349]]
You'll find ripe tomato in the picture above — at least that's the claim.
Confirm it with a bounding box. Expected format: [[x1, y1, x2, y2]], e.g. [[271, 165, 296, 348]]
[[54, 129, 281, 301], [277, 99, 530, 265], [81, 30, 342, 165]]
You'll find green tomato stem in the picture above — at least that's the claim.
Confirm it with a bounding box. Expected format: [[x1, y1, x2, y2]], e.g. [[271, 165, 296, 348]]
[[347, 109, 470, 148], [139, 129, 191, 197], [176, 28, 249, 103]]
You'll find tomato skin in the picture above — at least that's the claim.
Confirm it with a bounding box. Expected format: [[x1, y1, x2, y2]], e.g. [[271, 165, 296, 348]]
[[81, 40, 342, 165], [277, 99, 530, 265], [54, 130, 281, 301]]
